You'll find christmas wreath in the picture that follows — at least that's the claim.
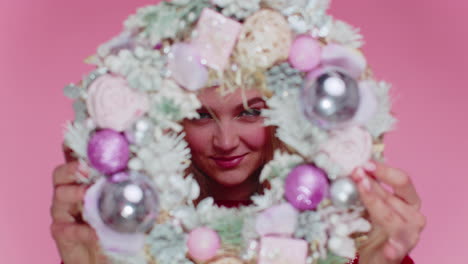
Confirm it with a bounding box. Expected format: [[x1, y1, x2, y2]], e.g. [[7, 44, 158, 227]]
[[63, 0, 396, 263]]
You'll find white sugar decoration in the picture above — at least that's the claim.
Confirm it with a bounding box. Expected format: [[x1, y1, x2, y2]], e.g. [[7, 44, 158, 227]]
[[148, 80, 201, 132], [212, 0, 261, 19], [63, 121, 92, 159], [262, 90, 328, 159], [146, 223, 193, 264], [260, 150, 304, 182], [365, 80, 397, 138], [132, 131, 199, 210], [295, 204, 370, 260], [104, 47, 166, 92], [105, 251, 148, 264], [328, 20, 364, 49], [97, 31, 135, 59]]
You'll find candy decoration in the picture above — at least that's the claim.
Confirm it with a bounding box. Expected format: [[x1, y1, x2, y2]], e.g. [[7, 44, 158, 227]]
[[330, 178, 359, 208], [98, 174, 159, 233], [86, 74, 149, 132], [236, 10, 292, 69], [288, 35, 322, 72], [255, 203, 298, 236], [301, 69, 361, 129], [87, 129, 130, 175], [192, 8, 242, 71], [168, 43, 208, 91], [187, 227, 221, 261], [285, 165, 329, 210], [258, 237, 308, 264]]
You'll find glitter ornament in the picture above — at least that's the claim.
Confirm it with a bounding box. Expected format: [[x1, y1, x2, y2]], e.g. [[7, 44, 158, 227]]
[[87, 129, 130, 175], [187, 227, 221, 261], [330, 178, 359, 208], [289, 35, 322, 72], [301, 69, 360, 129], [98, 173, 159, 233], [236, 10, 292, 69], [285, 165, 329, 210]]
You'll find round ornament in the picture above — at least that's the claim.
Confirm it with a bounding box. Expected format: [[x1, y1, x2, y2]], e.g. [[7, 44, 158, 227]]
[[301, 69, 361, 129], [187, 227, 221, 261], [330, 177, 359, 208], [168, 43, 208, 91], [98, 174, 159, 233], [285, 164, 329, 210], [87, 129, 130, 175], [289, 35, 322, 72]]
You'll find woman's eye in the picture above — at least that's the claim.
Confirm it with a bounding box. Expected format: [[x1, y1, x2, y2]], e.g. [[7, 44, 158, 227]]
[[197, 112, 212, 119], [239, 109, 261, 117]]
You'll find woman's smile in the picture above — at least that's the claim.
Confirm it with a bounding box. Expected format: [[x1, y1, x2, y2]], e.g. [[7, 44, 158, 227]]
[[211, 153, 248, 169]]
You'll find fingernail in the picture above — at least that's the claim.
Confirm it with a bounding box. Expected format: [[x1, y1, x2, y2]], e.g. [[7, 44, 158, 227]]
[[352, 168, 365, 182], [359, 175, 372, 192]]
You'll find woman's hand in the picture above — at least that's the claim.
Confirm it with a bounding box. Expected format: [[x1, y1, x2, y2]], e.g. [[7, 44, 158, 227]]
[[50, 161, 105, 264], [351, 163, 426, 264]]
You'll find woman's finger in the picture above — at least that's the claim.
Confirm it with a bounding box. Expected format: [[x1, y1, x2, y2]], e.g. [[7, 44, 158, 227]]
[[54, 184, 87, 204], [355, 171, 425, 259], [368, 163, 421, 209], [355, 174, 405, 232], [356, 169, 423, 226], [51, 202, 81, 223], [51, 222, 97, 244], [53, 162, 80, 187]]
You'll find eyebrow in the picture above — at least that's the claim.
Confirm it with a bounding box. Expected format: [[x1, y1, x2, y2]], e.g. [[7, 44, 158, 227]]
[[237, 97, 266, 110], [197, 97, 266, 112]]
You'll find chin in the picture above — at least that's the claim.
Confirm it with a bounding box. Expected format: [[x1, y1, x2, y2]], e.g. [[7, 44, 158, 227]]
[[211, 170, 251, 187]]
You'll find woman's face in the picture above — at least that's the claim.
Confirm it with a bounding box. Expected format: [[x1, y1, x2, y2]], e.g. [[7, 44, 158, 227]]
[[183, 87, 270, 187]]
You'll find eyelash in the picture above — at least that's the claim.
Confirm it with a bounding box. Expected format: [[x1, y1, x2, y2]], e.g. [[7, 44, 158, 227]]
[[196, 109, 262, 120]]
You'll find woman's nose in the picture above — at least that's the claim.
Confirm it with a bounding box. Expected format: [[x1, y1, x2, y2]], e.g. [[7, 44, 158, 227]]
[[212, 122, 240, 153]]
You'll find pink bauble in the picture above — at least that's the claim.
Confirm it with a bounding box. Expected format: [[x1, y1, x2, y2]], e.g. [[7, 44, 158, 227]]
[[289, 35, 322, 72], [168, 43, 208, 91], [187, 227, 221, 261], [285, 165, 329, 210], [87, 129, 130, 175]]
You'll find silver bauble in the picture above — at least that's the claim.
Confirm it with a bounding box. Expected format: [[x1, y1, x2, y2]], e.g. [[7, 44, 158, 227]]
[[330, 178, 359, 208], [131, 118, 154, 145], [301, 69, 360, 129], [98, 173, 159, 233]]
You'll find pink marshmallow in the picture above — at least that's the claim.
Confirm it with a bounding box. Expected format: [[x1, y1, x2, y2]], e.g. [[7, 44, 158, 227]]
[[192, 8, 242, 71]]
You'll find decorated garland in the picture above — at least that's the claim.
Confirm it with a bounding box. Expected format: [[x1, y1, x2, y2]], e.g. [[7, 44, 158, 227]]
[[63, 0, 396, 263]]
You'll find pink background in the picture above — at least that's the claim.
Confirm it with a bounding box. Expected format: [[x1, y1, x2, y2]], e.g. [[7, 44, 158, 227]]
[[1, 0, 466, 263]]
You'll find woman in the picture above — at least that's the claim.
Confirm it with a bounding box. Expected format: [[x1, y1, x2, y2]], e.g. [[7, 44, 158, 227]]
[[51, 87, 425, 264]]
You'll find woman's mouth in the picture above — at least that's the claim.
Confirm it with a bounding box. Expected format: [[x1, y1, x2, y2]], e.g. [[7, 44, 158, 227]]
[[211, 154, 247, 169]]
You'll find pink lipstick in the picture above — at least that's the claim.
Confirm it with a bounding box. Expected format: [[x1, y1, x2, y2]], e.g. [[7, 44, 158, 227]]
[[211, 154, 247, 169]]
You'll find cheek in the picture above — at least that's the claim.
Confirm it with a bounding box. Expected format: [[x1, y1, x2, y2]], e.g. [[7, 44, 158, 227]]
[[183, 124, 212, 155], [239, 124, 269, 151]]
